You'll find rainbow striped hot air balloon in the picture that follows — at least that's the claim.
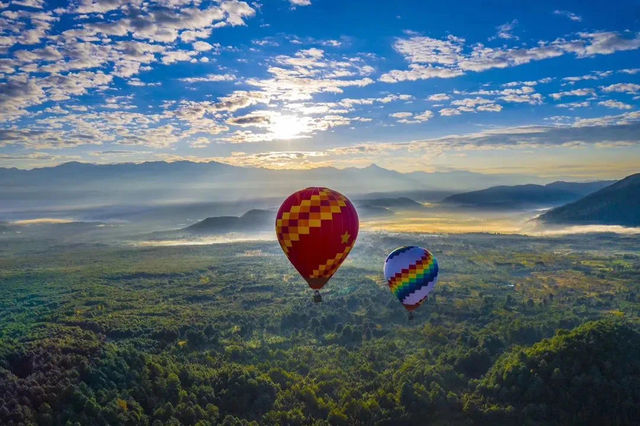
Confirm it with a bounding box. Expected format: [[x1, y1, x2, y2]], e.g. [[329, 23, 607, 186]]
[[384, 246, 438, 320]]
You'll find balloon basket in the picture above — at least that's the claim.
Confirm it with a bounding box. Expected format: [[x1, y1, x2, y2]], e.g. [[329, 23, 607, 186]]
[[408, 311, 414, 321], [313, 290, 322, 303]]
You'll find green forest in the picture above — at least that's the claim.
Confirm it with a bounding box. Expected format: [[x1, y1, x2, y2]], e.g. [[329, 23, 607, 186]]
[[1, 232, 639, 425]]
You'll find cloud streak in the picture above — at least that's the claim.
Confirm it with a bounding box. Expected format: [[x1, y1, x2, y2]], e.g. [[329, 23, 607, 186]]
[[211, 116, 640, 170], [380, 32, 640, 83]]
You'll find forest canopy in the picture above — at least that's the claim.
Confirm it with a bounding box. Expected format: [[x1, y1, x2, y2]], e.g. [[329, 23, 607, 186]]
[[1, 232, 639, 425]]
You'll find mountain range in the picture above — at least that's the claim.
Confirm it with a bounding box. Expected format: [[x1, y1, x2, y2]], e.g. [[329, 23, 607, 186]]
[[3, 161, 637, 230], [0, 161, 545, 211], [540, 173, 640, 226], [442, 181, 614, 209]]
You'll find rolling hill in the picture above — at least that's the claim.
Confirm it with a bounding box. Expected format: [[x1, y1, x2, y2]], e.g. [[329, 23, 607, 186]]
[[184, 209, 275, 234], [539, 173, 640, 226], [149, 195, 429, 237], [353, 197, 426, 218], [356, 197, 425, 210], [442, 180, 613, 209], [175, 196, 428, 234]]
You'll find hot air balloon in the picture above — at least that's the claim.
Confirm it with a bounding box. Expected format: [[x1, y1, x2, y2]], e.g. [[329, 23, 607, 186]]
[[276, 187, 359, 302], [384, 246, 438, 320]]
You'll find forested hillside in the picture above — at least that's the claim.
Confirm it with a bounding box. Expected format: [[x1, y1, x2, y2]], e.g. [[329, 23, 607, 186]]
[[541, 173, 640, 226], [465, 319, 640, 424]]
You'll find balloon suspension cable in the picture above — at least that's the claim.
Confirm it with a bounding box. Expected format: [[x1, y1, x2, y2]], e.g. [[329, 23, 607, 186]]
[[408, 311, 414, 321], [313, 290, 322, 303]]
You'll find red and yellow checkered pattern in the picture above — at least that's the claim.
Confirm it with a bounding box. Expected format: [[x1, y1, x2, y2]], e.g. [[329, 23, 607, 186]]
[[275, 188, 347, 254], [310, 244, 353, 279]]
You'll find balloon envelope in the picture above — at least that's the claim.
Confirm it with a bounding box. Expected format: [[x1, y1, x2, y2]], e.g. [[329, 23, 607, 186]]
[[276, 187, 359, 290], [384, 246, 438, 311]]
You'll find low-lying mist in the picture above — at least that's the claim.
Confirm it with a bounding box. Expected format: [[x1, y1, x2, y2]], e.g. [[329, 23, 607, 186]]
[[4, 198, 639, 253]]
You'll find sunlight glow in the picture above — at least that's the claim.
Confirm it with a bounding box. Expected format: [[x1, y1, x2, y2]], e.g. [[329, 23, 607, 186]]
[[269, 114, 309, 140]]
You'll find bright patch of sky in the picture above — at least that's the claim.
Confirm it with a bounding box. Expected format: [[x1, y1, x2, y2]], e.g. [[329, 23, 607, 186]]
[[0, 0, 639, 178]]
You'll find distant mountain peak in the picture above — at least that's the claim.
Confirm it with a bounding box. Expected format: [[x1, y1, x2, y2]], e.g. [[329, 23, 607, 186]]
[[365, 163, 384, 170]]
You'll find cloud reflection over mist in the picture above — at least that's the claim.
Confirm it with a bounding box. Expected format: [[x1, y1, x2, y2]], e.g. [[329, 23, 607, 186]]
[[136, 233, 276, 247]]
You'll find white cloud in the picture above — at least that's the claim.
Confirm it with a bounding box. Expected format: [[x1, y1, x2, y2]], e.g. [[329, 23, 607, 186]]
[[556, 101, 591, 109], [74, 0, 129, 14], [553, 10, 582, 22], [461, 85, 543, 105], [393, 35, 464, 65], [337, 94, 412, 111], [502, 77, 553, 87], [452, 97, 493, 108], [379, 94, 413, 103], [190, 137, 212, 148], [436, 97, 504, 115], [289, 0, 311, 6], [127, 78, 160, 87], [414, 110, 433, 121], [550, 88, 596, 100], [598, 100, 633, 110], [12, 0, 45, 8], [601, 83, 640, 94], [389, 112, 413, 119], [320, 39, 341, 47], [379, 65, 463, 83], [500, 92, 543, 104], [180, 28, 213, 43], [573, 111, 640, 127], [193, 41, 214, 51], [389, 110, 433, 123], [428, 93, 450, 101], [568, 32, 640, 56], [161, 50, 197, 64], [494, 20, 518, 40], [439, 108, 462, 116], [477, 103, 503, 112], [562, 70, 612, 83], [220, 0, 256, 26], [179, 73, 237, 83]]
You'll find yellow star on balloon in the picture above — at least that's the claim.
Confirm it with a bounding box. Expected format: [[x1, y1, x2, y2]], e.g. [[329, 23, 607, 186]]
[[341, 231, 350, 244]]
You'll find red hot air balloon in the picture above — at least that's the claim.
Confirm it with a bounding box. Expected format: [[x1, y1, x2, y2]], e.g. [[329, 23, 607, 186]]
[[276, 187, 359, 302]]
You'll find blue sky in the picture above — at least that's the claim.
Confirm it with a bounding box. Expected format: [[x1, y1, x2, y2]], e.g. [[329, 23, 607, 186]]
[[1, 0, 639, 178]]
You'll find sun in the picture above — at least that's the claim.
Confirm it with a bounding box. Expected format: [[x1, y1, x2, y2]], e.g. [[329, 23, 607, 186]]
[[270, 114, 309, 140]]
